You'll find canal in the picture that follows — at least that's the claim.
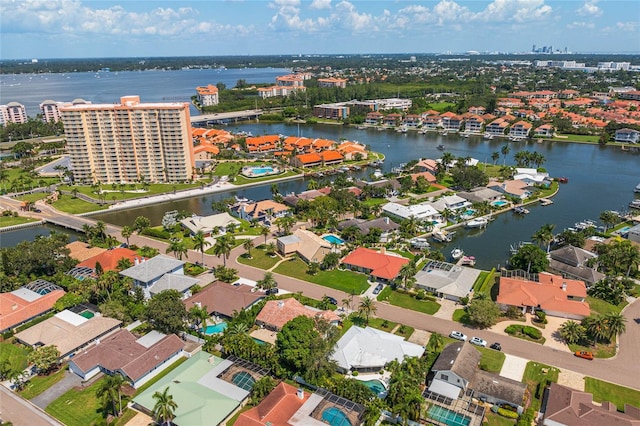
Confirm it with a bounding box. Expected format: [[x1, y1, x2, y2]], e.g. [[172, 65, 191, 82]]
[[7, 123, 640, 269]]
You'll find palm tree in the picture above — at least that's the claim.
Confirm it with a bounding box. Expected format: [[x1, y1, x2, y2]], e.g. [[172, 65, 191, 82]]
[[94, 220, 107, 242], [440, 152, 455, 172], [213, 234, 234, 267], [257, 271, 277, 291], [192, 230, 211, 265], [166, 237, 187, 260], [427, 332, 445, 352], [227, 322, 249, 336], [260, 225, 270, 245], [491, 151, 500, 165], [96, 373, 126, 417], [532, 223, 555, 253], [120, 225, 132, 247], [189, 305, 209, 336], [604, 312, 626, 341], [398, 263, 417, 290], [341, 297, 352, 312], [501, 144, 510, 166], [599, 211, 619, 232], [358, 296, 377, 325], [583, 315, 609, 345], [243, 239, 254, 258], [152, 386, 178, 426], [559, 320, 586, 345]]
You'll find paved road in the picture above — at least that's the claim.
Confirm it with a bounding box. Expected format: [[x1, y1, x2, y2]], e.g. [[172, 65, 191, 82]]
[[3, 196, 640, 391], [0, 385, 64, 426]]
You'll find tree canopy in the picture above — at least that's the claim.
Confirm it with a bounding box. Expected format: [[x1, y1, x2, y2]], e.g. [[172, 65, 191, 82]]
[[145, 290, 187, 335]]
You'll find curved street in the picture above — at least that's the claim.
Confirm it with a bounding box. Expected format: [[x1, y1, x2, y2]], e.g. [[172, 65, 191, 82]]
[[3, 196, 640, 391]]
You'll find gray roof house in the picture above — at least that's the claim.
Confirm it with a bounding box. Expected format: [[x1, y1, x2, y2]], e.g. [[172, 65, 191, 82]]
[[414, 260, 482, 301], [338, 217, 400, 242], [120, 255, 191, 299], [429, 342, 526, 413], [331, 326, 424, 373], [457, 187, 503, 204], [548, 245, 605, 286]]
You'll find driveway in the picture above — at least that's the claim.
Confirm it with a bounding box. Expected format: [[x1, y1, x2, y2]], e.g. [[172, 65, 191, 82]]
[[499, 354, 528, 381], [433, 298, 458, 320], [31, 370, 82, 409]]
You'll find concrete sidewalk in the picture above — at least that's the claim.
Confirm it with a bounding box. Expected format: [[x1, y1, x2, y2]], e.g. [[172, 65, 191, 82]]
[[500, 354, 529, 381]]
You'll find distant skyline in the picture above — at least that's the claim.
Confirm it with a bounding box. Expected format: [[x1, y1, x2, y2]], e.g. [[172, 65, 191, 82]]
[[1, 0, 639, 60]]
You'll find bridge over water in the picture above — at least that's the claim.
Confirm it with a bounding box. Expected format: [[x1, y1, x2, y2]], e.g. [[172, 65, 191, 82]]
[[190, 109, 263, 126]]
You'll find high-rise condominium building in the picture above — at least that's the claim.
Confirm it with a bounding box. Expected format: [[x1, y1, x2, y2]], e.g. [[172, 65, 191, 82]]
[[60, 96, 194, 184], [0, 102, 28, 126]]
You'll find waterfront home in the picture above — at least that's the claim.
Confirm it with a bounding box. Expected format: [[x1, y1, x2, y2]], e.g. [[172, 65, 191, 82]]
[[235, 383, 309, 426], [331, 326, 424, 373], [403, 114, 422, 128], [614, 128, 640, 143], [440, 112, 463, 131], [365, 111, 384, 125], [485, 118, 510, 136], [409, 171, 437, 184], [513, 168, 551, 186], [497, 272, 590, 319], [282, 189, 325, 207], [488, 180, 532, 201], [548, 245, 605, 287], [382, 201, 441, 224], [541, 383, 640, 426], [68, 329, 184, 388], [430, 194, 472, 214], [338, 217, 400, 243], [508, 121, 533, 138], [233, 199, 291, 224], [341, 247, 409, 283], [463, 114, 484, 133], [535, 124, 555, 137], [0, 280, 65, 333], [421, 115, 441, 130], [291, 150, 344, 168], [428, 342, 526, 412], [313, 103, 349, 120], [14, 310, 121, 359], [180, 212, 240, 237], [183, 281, 264, 320], [383, 113, 402, 127], [276, 228, 332, 263], [255, 298, 340, 331], [457, 187, 503, 204], [195, 84, 219, 106], [414, 158, 438, 174], [337, 140, 368, 160], [414, 260, 481, 302], [246, 135, 280, 152], [120, 255, 195, 300], [626, 223, 640, 244]]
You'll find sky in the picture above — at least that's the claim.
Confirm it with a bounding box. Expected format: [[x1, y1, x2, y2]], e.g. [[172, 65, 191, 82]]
[[0, 0, 638, 59]]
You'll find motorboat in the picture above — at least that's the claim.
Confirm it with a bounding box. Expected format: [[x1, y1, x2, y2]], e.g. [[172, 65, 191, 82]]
[[437, 144, 445, 150], [451, 248, 464, 260], [410, 237, 430, 249], [630, 199, 640, 209], [539, 198, 554, 206], [432, 229, 453, 243], [372, 169, 384, 179], [396, 126, 408, 133], [635, 182, 640, 193], [460, 256, 476, 266], [466, 217, 489, 229], [513, 206, 529, 215]]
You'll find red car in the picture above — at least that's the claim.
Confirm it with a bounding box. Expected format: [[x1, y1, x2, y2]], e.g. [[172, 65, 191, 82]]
[[574, 351, 594, 360]]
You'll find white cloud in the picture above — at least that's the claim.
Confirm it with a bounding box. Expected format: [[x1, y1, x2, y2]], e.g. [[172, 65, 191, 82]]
[[333, 1, 375, 32], [616, 21, 638, 32], [567, 21, 595, 29], [0, 0, 250, 37], [309, 0, 331, 10], [577, 1, 602, 17]]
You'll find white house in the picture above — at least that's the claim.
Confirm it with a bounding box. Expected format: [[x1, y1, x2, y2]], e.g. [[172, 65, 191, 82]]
[[382, 202, 441, 224], [120, 255, 194, 299], [614, 128, 640, 144]]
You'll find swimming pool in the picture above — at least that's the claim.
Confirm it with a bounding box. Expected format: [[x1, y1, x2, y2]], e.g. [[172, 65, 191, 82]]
[[323, 234, 345, 245], [252, 166, 274, 175], [427, 405, 471, 426], [492, 200, 508, 207], [242, 165, 279, 177], [252, 337, 267, 345], [361, 379, 387, 396], [619, 226, 631, 234], [321, 406, 352, 426], [201, 322, 228, 335], [463, 209, 475, 216]]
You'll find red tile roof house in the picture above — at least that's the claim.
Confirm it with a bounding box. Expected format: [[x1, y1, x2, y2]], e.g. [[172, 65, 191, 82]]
[[234, 200, 291, 224], [440, 112, 463, 131], [535, 124, 555, 137], [497, 272, 590, 320], [255, 298, 340, 331], [76, 247, 142, 275], [365, 111, 384, 125], [341, 247, 410, 283], [0, 282, 65, 333], [68, 329, 185, 388], [234, 382, 310, 426], [541, 382, 640, 426]]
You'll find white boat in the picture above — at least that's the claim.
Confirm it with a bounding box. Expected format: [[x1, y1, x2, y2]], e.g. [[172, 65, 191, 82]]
[[410, 237, 430, 249], [630, 200, 640, 209], [466, 217, 489, 229], [396, 126, 408, 133], [432, 229, 453, 243], [451, 248, 464, 260], [460, 256, 476, 266], [635, 182, 640, 193], [539, 198, 554, 206], [372, 169, 384, 179], [513, 206, 529, 215]]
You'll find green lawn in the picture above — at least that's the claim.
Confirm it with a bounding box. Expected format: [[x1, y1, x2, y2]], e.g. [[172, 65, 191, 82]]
[[0, 215, 39, 227], [587, 296, 627, 315], [554, 134, 599, 143], [476, 347, 506, 373], [236, 246, 282, 270], [58, 181, 209, 201], [212, 161, 251, 176], [17, 192, 49, 202], [568, 341, 616, 358], [51, 196, 107, 214], [360, 198, 387, 207], [584, 377, 640, 411], [367, 317, 397, 333], [46, 377, 106, 426], [522, 362, 560, 411], [485, 411, 516, 426], [452, 308, 471, 324], [385, 290, 441, 315], [21, 367, 67, 400], [274, 258, 370, 294], [0, 342, 29, 372], [394, 324, 414, 340], [233, 170, 299, 185]]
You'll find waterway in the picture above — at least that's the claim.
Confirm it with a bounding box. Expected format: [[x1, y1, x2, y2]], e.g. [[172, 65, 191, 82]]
[[0, 224, 81, 248], [0, 67, 290, 117], [88, 123, 640, 269]]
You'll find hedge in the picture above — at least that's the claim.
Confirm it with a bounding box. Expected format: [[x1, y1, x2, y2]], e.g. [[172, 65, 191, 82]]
[[505, 324, 542, 340], [497, 408, 519, 419]]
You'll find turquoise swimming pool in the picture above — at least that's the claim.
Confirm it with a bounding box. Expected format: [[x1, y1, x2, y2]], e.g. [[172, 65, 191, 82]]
[[427, 405, 471, 426], [492, 200, 508, 207], [321, 406, 352, 426], [201, 322, 227, 335], [323, 234, 345, 245], [251, 166, 274, 175], [361, 379, 386, 396]]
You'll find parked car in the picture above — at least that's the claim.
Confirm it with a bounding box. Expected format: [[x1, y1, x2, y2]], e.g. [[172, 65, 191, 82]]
[[470, 337, 487, 347], [574, 351, 594, 360], [373, 284, 384, 295], [449, 331, 467, 341], [325, 296, 338, 305], [490, 342, 502, 351], [266, 288, 279, 295]]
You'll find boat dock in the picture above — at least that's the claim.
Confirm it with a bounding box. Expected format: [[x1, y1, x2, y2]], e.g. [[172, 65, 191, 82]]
[[539, 198, 554, 206]]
